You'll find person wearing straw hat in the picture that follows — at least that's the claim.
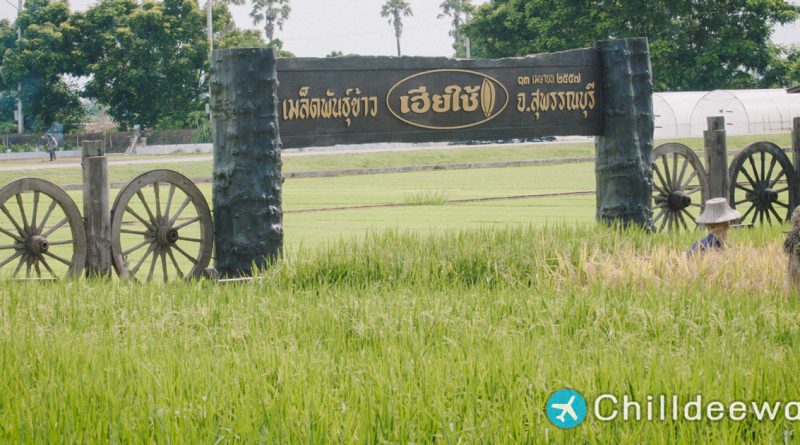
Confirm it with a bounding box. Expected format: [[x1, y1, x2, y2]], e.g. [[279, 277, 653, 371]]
[[687, 198, 740, 256]]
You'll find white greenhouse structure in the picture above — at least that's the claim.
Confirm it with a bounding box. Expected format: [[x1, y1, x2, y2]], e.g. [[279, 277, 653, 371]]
[[653, 89, 800, 140]]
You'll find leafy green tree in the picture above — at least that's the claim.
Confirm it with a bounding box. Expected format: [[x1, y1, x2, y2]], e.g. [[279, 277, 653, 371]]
[[464, 0, 799, 91], [438, 0, 473, 57], [0, 0, 85, 132], [71, 0, 207, 130], [381, 0, 413, 57], [249, 0, 290, 43]]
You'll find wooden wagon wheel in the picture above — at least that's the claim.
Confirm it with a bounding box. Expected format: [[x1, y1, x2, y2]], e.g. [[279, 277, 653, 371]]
[[111, 170, 213, 281], [651, 143, 709, 231], [0, 178, 86, 279], [728, 142, 798, 226]]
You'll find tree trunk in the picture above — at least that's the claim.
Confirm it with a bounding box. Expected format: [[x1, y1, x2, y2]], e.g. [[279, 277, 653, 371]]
[[594, 38, 654, 229], [211, 48, 284, 277]]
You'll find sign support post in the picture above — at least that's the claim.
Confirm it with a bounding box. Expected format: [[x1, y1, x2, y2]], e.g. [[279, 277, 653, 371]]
[[211, 48, 284, 278], [594, 38, 654, 229]]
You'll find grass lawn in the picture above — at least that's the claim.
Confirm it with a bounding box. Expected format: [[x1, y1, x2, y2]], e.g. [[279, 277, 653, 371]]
[[0, 133, 791, 187]]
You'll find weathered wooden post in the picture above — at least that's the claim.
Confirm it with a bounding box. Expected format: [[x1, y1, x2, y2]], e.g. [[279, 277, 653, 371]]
[[80, 140, 111, 276], [704, 116, 728, 199], [210, 48, 283, 278], [594, 38, 654, 228], [793, 117, 800, 212]]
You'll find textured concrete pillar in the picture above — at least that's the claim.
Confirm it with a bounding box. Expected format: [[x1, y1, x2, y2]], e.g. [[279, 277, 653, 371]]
[[211, 48, 284, 277], [594, 38, 654, 229]]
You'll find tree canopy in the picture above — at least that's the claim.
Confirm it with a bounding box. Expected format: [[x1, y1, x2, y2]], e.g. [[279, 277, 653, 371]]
[[463, 0, 800, 91], [381, 0, 413, 56], [0, 0, 85, 132]]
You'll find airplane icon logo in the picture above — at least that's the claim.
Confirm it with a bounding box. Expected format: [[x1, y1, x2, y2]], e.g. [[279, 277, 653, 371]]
[[545, 389, 588, 429]]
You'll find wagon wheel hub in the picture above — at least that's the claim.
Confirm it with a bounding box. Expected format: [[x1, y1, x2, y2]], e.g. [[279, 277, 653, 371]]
[[156, 226, 179, 246], [667, 191, 692, 211], [28, 235, 49, 255], [759, 187, 778, 205]]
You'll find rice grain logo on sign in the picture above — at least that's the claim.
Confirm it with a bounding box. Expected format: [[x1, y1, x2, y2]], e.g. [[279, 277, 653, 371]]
[[386, 69, 509, 130]]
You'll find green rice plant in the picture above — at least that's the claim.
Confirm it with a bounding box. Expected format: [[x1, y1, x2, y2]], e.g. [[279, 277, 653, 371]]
[[402, 190, 448, 206]]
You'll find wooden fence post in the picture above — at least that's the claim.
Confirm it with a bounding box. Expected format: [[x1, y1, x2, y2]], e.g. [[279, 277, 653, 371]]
[[81, 140, 111, 276], [594, 38, 654, 229], [793, 117, 800, 214], [211, 48, 283, 278], [703, 116, 728, 200]]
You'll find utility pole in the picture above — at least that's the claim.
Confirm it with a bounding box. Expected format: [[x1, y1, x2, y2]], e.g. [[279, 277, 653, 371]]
[[15, 0, 23, 134]]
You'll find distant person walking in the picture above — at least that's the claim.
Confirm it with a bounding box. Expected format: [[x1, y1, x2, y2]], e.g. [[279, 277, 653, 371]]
[[44, 132, 58, 161], [687, 198, 740, 256]]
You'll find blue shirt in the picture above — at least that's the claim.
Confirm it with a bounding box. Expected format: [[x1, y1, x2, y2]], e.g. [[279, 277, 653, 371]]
[[687, 233, 722, 257]]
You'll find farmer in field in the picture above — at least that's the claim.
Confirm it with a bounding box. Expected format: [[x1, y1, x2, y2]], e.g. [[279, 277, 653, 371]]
[[687, 198, 740, 256], [44, 132, 58, 161]]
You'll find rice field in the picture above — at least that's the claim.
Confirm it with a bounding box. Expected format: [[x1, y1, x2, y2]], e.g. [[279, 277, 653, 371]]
[[1, 225, 799, 443], [0, 137, 799, 443]]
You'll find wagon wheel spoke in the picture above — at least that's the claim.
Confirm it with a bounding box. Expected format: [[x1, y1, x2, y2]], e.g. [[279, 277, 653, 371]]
[[172, 243, 198, 265], [653, 163, 670, 192], [675, 157, 690, 191], [0, 205, 25, 237], [747, 156, 761, 184], [147, 245, 160, 282], [680, 170, 698, 191], [739, 204, 755, 224], [775, 201, 789, 209], [167, 247, 184, 279], [163, 183, 176, 222], [740, 168, 758, 189], [130, 243, 156, 276], [0, 251, 23, 270], [41, 218, 68, 238], [764, 156, 778, 186], [675, 210, 689, 231], [173, 216, 200, 231], [0, 226, 22, 243], [15, 194, 29, 233], [36, 253, 57, 279], [123, 239, 152, 257], [735, 183, 755, 194], [765, 206, 772, 224], [680, 208, 697, 226], [653, 207, 667, 228], [684, 186, 702, 195], [43, 251, 73, 267], [37, 200, 58, 234], [30, 191, 39, 232], [768, 205, 783, 224], [661, 156, 674, 189], [169, 196, 192, 227], [125, 207, 156, 231], [136, 191, 157, 225], [12, 254, 25, 278], [160, 249, 169, 282], [769, 170, 786, 188], [154, 182, 162, 221]]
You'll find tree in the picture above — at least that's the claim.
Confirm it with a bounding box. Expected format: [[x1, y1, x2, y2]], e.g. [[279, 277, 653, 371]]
[[463, 0, 800, 91], [71, 0, 207, 130], [381, 0, 412, 57], [0, 0, 85, 132], [438, 0, 473, 57], [249, 0, 290, 43]]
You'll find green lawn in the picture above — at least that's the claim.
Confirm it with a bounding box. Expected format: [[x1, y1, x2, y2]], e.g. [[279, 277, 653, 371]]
[[0, 133, 791, 187]]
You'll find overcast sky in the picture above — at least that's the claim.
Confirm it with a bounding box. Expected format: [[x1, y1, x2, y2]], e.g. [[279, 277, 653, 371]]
[[1, 0, 797, 57]]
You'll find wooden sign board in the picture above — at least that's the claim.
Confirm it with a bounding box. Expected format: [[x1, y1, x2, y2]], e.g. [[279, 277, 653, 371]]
[[276, 47, 603, 148]]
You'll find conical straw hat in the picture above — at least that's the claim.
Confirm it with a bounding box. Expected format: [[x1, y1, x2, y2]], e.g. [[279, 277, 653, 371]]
[[697, 198, 740, 224]]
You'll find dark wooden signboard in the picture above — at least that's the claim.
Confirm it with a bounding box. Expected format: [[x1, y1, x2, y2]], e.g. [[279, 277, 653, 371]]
[[276, 47, 603, 148]]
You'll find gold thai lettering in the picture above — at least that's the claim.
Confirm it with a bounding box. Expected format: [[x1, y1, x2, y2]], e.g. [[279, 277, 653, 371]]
[[515, 82, 597, 120], [399, 84, 486, 115], [281, 87, 379, 127]]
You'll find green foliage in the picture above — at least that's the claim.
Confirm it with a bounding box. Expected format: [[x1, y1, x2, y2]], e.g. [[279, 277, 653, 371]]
[[464, 0, 800, 91], [437, 0, 473, 57], [249, 0, 290, 43], [217, 29, 267, 49], [0, 0, 85, 132], [381, 0, 413, 56], [71, 0, 208, 130]]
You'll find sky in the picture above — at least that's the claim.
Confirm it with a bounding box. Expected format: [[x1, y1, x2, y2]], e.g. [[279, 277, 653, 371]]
[[0, 0, 797, 57]]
